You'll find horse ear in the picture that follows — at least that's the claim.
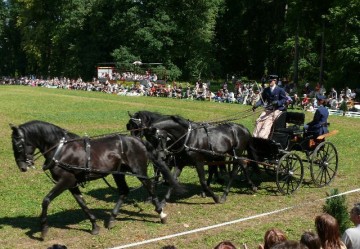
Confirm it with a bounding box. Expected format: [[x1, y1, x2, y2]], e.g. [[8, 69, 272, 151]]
[[9, 123, 18, 130], [127, 111, 133, 117]]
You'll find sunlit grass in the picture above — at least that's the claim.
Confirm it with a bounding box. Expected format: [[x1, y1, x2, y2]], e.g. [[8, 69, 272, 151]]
[[1, 86, 359, 249]]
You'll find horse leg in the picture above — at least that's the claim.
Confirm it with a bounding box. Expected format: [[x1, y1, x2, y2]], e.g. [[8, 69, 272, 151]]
[[40, 183, 67, 239], [241, 161, 257, 192], [105, 174, 129, 229], [207, 164, 226, 187], [69, 187, 100, 235], [195, 163, 220, 203], [220, 159, 257, 203], [207, 166, 216, 187], [140, 177, 167, 224], [220, 161, 241, 203], [164, 165, 182, 201]]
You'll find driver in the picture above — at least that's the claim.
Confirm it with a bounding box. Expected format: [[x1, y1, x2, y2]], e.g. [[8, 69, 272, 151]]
[[252, 78, 287, 139]]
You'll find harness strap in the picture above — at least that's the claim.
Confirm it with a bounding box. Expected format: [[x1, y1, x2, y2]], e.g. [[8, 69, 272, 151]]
[[43, 137, 66, 170], [203, 124, 213, 152], [84, 136, 91, 170]]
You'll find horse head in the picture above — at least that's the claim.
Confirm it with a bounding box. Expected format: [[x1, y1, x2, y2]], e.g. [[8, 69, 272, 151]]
[[10, 120, 80, 172], [10, 124, 35, 171], [126, 111, 145, 137]]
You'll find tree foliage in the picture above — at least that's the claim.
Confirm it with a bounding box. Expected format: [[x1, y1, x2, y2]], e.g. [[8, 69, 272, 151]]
[[0, 0, 358, 88]]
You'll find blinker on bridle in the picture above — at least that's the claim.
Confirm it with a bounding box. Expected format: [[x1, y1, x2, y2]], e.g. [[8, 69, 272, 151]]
[[13, 128, 35, 167]]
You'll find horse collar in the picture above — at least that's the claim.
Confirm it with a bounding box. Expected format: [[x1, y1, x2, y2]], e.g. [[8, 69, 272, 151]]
[[43, 137, 66, 170]]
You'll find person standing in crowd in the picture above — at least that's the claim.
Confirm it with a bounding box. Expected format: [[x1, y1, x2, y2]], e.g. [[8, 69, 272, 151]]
[[271, 240, 308, 249], [252, 78, 287, 139], [214, 240, 237, 249], [315, 213, 346, 249], [304, 95, 329, 137], [258, 228, 287, 249], [300, 231, 321, 249], [330, 87, 338, 100], [345, 87, 352, 99], [342, 203, 360, 249]]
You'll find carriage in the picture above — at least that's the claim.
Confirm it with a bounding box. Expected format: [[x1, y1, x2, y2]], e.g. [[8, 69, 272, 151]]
[[126, 110, 339, 200], [248, 111, 338, 195]]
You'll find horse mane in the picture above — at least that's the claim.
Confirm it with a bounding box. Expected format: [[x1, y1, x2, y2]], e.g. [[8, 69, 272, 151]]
[[19, 120, 79, 140], [169, 115, 189, 128]]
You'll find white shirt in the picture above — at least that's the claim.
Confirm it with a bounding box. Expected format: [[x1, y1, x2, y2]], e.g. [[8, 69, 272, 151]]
[[342, 224, 360, 249]]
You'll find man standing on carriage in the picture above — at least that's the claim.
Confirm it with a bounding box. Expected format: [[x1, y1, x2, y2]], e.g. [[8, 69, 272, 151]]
[[252, 77, 287, 139]]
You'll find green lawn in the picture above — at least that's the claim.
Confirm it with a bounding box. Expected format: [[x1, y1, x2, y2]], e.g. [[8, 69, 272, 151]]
[[1, 86, 359, 249]]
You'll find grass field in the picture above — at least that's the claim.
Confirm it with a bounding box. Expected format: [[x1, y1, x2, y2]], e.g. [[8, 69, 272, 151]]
[[1, 86, 359, 249]]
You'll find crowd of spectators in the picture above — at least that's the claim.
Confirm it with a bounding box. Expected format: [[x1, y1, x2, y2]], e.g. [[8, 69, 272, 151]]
[[208, 205, 359, 249], [1, 75, 359, 113], [46, 203, 360, 249]]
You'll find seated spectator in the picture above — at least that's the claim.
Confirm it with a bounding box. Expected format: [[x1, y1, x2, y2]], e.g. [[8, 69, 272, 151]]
[[300, 231, 321, 249], [223, 89, 230, 102], [301, 94, 310, 110], [291, 93, 300, 109], [315, 213, 346, 249], [214, 89, 224, 102], [285, 92, 293, 108], [228, 91, 236, 103], [214, 240, 237, 249], [328, 97, 338, 110], [258, 228, 287, 249], [271, 240, 308, 249], [342, 203, 360, 249], [345, 87, 352, 99]]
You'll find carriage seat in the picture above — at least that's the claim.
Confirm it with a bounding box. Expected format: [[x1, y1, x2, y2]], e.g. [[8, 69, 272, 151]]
[[274, 112, 305, 135], [270, 112, 305, 149]]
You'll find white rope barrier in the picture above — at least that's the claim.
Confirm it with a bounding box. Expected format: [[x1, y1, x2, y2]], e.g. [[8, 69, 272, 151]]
[[108, 188, 360, 249]]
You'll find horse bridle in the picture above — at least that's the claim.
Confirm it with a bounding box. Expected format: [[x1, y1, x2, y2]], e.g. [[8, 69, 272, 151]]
[[128, 117, 147, 136], [12, 128, 35, 167]]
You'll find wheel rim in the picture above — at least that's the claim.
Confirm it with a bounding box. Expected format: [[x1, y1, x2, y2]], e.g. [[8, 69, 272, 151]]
[[276, 152, 304, 195], [310, 141, 338, 187]]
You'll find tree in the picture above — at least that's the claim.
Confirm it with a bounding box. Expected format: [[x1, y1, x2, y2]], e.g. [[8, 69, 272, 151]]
[[325, 0, 360, 88]]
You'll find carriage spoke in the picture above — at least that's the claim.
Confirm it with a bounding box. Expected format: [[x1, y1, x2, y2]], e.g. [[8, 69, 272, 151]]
[[310, 141, 338, 187], [277, 153, 303, 195]]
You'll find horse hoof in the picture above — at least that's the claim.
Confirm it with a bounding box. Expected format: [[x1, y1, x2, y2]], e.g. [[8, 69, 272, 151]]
[[213, 195, 221, 204], [252, 186, 258, 193], [200, 192, 206, 198], [105, 219, 115, 230], [161, 216, 167, 224], [219, 196, 227, 204], [91, 224, 100, 235]]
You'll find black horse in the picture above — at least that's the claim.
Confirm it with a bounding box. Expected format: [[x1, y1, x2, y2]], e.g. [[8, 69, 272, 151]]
[[10, 120, 183, 239], [127, 111, 257, 203]]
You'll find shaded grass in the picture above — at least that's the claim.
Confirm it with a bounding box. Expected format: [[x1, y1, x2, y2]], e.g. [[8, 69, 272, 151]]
[[1, 86, 360, 249]]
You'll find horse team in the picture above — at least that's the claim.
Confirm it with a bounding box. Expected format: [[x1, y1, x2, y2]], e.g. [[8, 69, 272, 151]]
[[10, 111, 258, 239]]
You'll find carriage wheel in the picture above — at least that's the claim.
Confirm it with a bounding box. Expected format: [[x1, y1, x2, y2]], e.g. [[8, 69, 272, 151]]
[[310, 141, 338, 187], [276, 152, 304, 195]]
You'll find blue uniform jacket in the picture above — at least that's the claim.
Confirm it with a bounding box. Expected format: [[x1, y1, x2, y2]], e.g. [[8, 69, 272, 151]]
[[307, 105, 329, 136], [255, 86, 287, 111]]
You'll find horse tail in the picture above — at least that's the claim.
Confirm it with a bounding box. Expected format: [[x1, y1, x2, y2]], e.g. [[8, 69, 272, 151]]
[[143, 140, 186, 194]]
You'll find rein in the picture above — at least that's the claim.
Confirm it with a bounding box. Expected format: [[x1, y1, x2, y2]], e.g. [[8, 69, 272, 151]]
[[56, 162, 153, 180], [199, 107, 262, 125]]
